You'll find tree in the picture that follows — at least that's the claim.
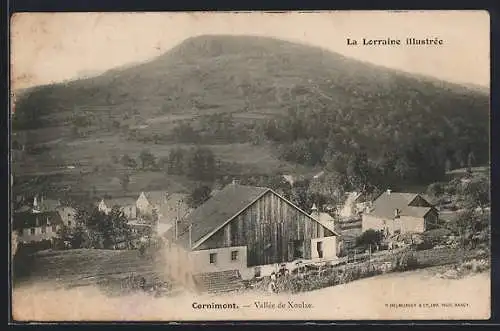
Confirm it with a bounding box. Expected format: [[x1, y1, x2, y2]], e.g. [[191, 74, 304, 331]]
[[356, 229, 384, 250], [467, 151, 476, 169], [290, 180, 310, 211], [185, 146, 217, 182], [188, 185, 212, 208], [166, 147, 186, 175], [139, 149, 156, 170], [460, 176, 490, 212], [394, 155, 416, 182], [71, 207, 132, 249], [445, 159, 452, 173], [121, 154, 137, 168], [120, 173, 130, 192], [346, 152, 370, 190], [427, 182, 444, 199], [308, 171, 347, 208], [453, 208, 476, 259]]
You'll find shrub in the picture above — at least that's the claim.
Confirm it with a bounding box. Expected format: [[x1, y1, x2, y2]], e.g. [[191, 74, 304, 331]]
[[393, 251, 419, 271]]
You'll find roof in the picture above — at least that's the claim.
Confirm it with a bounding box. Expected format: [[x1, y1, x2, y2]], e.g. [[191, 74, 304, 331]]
[[39, 199, 61, 212], [13, 211, 63, 231], [166, 184, 269, 248], [165, 184, 340, 250], [367, 191, 433, 219], [157, 193, 191, 224]]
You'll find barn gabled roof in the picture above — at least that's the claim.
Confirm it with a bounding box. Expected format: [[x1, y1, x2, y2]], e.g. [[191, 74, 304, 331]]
[[165, 183, 340, 250], [165, 184, 268, 249]]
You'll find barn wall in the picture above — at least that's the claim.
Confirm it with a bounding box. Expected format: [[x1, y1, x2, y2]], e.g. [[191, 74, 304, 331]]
[[196, 191, 334, 267], [188, 246, 247, 275]]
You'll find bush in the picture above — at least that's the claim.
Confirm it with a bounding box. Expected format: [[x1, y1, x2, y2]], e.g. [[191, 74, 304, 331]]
[[393, 251, 419, 271], [422, 228, 452, 246], [415, 241, 434, 251]]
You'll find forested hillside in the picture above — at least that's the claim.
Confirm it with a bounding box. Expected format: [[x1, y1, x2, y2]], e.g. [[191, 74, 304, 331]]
[[12, 35, 489, 200]]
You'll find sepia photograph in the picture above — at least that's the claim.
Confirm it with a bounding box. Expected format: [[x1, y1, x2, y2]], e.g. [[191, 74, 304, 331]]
[[10, 10, 491, 321]]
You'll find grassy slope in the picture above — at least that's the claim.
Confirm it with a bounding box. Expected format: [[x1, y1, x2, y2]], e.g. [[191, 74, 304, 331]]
[[12, 35, 489, 199], [14, 249, 169, 289]]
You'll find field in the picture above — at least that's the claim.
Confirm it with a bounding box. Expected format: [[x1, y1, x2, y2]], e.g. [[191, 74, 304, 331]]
[[13, 249, 171, 291]]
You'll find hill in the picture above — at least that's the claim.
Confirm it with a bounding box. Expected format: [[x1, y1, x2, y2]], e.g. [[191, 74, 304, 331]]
[[11, 35, 490, 199]]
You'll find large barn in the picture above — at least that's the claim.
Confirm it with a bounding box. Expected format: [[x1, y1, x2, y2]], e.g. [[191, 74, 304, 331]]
[[163, 183, 340, 287]]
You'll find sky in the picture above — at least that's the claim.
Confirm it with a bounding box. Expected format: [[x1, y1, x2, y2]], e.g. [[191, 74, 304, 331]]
[[10, 11, 490, 90]]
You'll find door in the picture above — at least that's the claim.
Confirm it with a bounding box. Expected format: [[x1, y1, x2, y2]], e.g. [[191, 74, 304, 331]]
[[316, 241, 323, 259], [293, 240, 304, 259], [287, 241, 294, 262]]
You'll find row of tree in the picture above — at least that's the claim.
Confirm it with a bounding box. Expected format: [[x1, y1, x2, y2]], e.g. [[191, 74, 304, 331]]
[[122, 105, 487, 193], [115, 146, 220, 183], [57, 207, 133, 250]]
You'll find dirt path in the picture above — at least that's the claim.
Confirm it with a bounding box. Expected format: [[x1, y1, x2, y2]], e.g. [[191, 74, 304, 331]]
[[12, 268, 490, 321]]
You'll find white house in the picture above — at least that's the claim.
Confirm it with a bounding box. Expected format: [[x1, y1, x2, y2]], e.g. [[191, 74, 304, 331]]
[[362, 190, 439, 235], [97, 197, 137, 219], [136, 191, 191, 234]]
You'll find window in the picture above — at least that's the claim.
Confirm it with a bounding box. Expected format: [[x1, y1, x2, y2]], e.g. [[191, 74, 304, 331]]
[[231, 250, 239, 261], [52, 225, 57, 232], [68, 221, 72, 226], [209, 253, 217, 264], [41, 226, 46, 234], [30, 228, 35, 235], [254, 267, 261, 278]]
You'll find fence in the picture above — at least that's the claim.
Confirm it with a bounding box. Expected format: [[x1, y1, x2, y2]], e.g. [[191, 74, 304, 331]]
[[254, 246, 488, 295]]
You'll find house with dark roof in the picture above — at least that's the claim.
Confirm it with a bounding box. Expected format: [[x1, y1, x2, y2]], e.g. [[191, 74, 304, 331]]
[[13, 210, 64, 244], [361, 189, 439, 235], [163, 183, 340, 287], [12, 195, 78, 244]]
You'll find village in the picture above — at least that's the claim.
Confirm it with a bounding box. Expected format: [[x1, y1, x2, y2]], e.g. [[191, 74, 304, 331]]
[[11, 165, 491, 297]]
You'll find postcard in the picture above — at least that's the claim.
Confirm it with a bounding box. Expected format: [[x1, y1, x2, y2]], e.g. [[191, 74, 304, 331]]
[[10, 10, 491, 322]]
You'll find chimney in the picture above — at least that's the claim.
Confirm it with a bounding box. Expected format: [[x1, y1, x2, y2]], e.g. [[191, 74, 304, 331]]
[[387, 189, 392, 195], [311, 203, 319, 215]]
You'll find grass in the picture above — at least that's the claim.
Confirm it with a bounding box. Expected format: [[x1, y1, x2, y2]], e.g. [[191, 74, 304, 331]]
[[445, 166, 490, 180], [14, 249, 170, 291]]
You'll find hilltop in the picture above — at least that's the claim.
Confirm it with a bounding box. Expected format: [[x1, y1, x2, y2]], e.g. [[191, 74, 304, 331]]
[[11, 35, 490, 199]]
